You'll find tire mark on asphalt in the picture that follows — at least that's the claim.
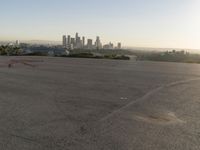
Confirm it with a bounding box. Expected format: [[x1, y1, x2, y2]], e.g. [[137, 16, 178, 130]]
[[100, 77, 200, 122], [0, 129, 42, 145], [9, 134, 40, 144], [0, 128, 65, 149]]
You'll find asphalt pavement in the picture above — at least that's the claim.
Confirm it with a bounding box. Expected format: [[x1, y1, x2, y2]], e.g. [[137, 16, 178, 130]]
[[0, 56, 200, 150]]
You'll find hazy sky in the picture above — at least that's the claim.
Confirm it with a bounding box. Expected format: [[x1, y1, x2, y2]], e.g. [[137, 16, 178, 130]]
[[0, 0, 200, 49]]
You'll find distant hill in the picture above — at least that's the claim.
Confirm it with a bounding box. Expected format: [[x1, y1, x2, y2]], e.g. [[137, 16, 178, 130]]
[[0, 40, 61, 45], [127, 47, 200, 54]]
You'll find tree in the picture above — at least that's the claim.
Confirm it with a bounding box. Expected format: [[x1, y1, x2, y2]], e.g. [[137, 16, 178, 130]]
[[0, 45, 22, 56]]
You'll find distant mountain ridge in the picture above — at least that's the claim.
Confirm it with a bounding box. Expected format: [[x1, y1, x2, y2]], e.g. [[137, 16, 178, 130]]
[[0, 40, 61, 45], [127, 47, 200, 54]]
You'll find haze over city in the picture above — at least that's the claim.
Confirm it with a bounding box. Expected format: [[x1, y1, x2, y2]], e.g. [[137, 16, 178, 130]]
[[0, 0, 200, 49]]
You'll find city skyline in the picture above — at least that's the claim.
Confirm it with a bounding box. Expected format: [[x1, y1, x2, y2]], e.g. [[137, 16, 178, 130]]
[[62, 33, 122, 50], [0, 0, 200, 49]]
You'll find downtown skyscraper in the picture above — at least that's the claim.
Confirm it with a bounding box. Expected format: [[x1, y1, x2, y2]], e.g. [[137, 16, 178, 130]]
[[62, 32, 122, 50]]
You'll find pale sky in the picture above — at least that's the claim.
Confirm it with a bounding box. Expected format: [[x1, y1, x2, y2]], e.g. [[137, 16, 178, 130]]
[[0, 0, 200, 49]]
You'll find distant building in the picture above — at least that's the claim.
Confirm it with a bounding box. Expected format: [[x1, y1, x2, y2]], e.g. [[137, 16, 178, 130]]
[[62, 35, 67, 48], [67, 35, 71, 49], [87, 39, 93, 49], [95, 36, 102, 49], [110, 42, 114, 49], [62, 32, 121, 50], [82, 36, 85, 47], [71, 38, 75, 49], [75, 33, 79, 43], [117, 42, 122, 49], [70, 44, 74, 50], [16, 40, 20, 46], [71, 38, 75, 45], [103, 44, 110, 49], [76, 37, 82, 49], [103, 42, 114, 49], [67, 35, 71, 45]]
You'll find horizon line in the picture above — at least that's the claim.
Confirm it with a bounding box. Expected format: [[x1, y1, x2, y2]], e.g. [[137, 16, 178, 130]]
[[0, 39, 200, 51]]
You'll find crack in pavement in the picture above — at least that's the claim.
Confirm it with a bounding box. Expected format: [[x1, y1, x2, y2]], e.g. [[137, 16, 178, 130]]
[[100, 77, 200, 122]]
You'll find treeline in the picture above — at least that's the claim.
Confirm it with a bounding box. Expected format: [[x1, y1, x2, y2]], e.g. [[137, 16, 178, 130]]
[[4, 45, 200, 63], [66, 52, 130, 60], [137, 50, 200, 63], [0, 45, 131, 60], [0, 45, 22, 56], [70, 49, 134, 56]]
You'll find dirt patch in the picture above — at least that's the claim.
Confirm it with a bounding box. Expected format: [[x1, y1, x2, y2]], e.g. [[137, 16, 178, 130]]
[[135, 112, 184, 124]]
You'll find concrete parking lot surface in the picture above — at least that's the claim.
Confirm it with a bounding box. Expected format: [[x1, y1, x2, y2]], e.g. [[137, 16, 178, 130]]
[[0, 56, 200, 150]]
